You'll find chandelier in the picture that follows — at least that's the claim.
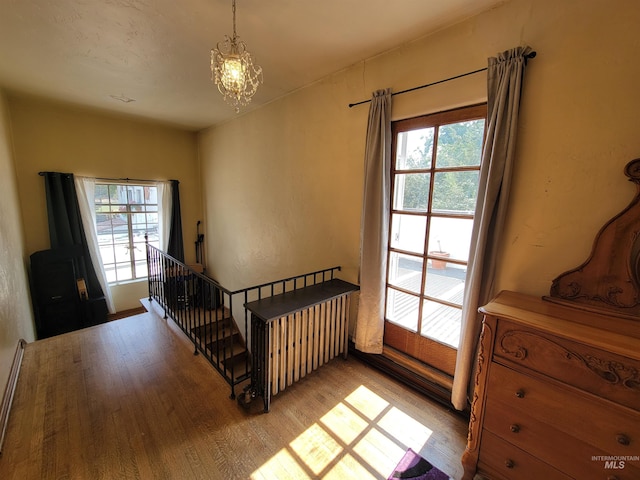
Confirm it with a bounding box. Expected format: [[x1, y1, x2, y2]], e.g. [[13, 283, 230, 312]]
[[211, 0, 263, 112]]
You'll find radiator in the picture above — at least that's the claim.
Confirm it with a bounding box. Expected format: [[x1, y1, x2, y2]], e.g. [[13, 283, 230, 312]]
[[244, 278, 358, 412], [269, 294, 350, 396]]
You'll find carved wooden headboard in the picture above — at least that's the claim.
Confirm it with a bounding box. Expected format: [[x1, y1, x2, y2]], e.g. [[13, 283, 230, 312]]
[[545, 159, 640, 319]]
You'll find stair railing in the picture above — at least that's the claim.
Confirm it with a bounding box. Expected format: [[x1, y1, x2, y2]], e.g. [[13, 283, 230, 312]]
[[145, 240, 251, 398], [145, 236, 342, 400]]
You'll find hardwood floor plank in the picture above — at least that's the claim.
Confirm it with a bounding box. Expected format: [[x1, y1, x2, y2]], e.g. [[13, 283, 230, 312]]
[[0, 305, 469, 479]]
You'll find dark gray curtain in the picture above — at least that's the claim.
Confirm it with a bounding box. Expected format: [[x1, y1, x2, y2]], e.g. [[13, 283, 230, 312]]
[[41, 172, 104, 299], [451, 46, 533, 410], [167, 179, 185, 263]]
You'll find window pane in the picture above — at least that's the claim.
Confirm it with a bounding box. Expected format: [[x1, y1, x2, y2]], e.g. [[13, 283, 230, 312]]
[[104, 264, 116, 283], [96, 212, 112, 238], [109, 185, 127, 204], [145, 186, 157, 203], [146, 230, 160, 244], [132, 240, 145, 256], [385, 289, 419, 332], [111, 220, 126, 236], [432, 170, 479, 214], [390, 213, 426, 254], [95, 182, 160, 284], [421, 300, 462, 348], [114, 243, 131, 263], [424, 268, 465, 307], [395, 128, 434, 170], [435, 119, 485, 168], [95, 184, 109, 203], [428, 217, 474, 263], [135, 259, 148, 278], [128, 186, 145, 204], [115, 263, 133, 282], [99, 244, 115, 265], [388, 252, 422, 293], [393, 173, 430, 211], [97, 232, 113, 246], [132, 213, 146, 225]]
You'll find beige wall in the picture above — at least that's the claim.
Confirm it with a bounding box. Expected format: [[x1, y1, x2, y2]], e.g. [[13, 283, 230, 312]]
[[0, 91, 35, 395], [8, 96, 201, 311], [199, 0, 640, 300], [198, 86, 366, 290]]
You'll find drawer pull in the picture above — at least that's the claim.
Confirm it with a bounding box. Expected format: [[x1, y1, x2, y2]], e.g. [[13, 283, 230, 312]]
[[607, 476, 619, 480], [515, 389, 525, 398], [505, 459, 515, 469], [616, 434, 630, 446], [510, 424, 521, 433]]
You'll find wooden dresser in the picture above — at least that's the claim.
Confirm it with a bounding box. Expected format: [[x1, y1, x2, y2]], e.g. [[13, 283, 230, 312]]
[[462, 159, 640, 479], [461, 290, 640, 480]]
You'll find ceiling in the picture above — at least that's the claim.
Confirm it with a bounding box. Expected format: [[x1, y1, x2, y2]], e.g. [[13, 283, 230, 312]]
[[0, 0, 506, 131]]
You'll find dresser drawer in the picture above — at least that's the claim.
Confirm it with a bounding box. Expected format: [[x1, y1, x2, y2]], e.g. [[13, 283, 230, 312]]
[[484, 395, 640, 479], [487, 363, 639, 458], [493, 319, 640, 411], [477, 430, 571, 480]]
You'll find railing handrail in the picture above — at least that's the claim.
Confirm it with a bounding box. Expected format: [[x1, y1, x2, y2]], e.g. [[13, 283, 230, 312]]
[[145, 243, 233, 295], [145, 243, 340, 298], [229, 266, 342, 296], [144, 239, 344, 401]]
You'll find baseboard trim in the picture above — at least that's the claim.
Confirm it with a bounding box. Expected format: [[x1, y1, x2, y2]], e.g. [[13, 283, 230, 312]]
[[349, 342, 468, 417], [0, 339, 26, 453]]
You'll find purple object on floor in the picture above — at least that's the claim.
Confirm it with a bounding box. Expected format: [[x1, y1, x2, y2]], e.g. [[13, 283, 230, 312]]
[[387, 448, 449, 480]]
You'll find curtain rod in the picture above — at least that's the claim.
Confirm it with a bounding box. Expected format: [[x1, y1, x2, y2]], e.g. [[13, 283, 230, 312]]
[[38, 172, 178, 184], [92, 176, 174, 184], [348, 51, 537, 108]]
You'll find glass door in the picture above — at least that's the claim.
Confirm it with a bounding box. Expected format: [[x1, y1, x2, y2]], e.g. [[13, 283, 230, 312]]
[[384, 104, 486, 376]]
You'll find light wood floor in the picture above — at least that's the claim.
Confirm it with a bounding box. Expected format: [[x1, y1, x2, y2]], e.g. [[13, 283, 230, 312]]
[[0, 301, 470, 479]]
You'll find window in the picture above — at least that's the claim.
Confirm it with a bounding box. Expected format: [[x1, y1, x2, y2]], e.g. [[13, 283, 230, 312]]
[[384, 104, 486, 375], [94, 183, 160, 283]]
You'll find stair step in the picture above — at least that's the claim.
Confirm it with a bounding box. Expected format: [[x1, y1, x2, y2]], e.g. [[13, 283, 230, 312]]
[[204, 341, 250, 374], [176, 301, 251, 386], [191, 320, 237, 343], [223, 349, 249, 368], [189, 307, 232, 326], [206, 331, 242, 353]]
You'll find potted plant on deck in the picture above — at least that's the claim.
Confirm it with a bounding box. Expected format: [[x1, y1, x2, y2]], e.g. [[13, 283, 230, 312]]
[[429, 240, 450, 270]]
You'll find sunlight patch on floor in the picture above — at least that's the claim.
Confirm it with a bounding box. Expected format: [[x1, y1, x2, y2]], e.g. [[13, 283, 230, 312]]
[[320, 401, 369, 444], [344, 384, 390, 419], [379, 406, 434, 446], [250, 384, 434, 479], [322, 453, 379, 479], [289, 423, 343, 475], [353, 427, 407, 476], [251, 448, 310, 480]]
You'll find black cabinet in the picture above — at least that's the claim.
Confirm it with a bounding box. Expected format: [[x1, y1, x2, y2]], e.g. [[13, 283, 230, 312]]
[[30, 246, 108, 339]]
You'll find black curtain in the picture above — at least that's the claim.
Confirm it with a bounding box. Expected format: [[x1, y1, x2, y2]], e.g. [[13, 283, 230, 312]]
[[167, 179, 185, 263], [41, 172, 104, 299]]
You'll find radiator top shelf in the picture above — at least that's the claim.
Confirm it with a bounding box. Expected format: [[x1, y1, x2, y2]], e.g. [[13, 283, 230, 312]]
[[244, 278, 359, 323]]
